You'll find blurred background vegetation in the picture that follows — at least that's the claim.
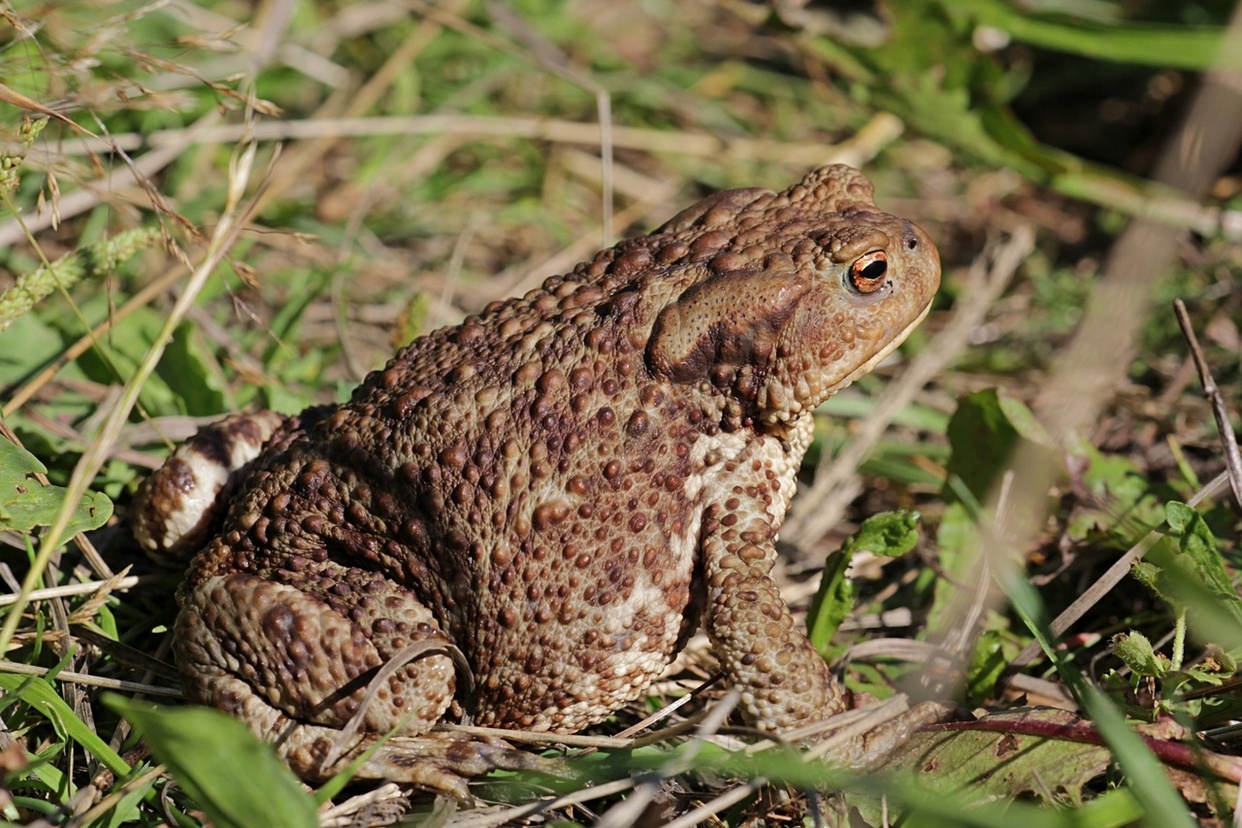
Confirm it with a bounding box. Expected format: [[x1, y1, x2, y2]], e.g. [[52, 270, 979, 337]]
[[0, 0, 1240, 825]]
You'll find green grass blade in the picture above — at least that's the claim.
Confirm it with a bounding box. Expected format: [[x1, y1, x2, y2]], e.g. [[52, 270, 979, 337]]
[[953, 0, 1238, 70], [0, 671, 130, 776]]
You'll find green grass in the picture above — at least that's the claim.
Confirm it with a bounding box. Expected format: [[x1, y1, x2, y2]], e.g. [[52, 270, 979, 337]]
[[1, 0, 1240, 825]]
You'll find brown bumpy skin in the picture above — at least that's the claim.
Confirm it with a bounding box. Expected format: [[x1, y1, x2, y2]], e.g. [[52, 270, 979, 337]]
[[136, 165, 950, 797]]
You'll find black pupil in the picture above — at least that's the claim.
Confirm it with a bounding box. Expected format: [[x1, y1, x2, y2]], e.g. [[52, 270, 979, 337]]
[[859, 258, 886, 282]]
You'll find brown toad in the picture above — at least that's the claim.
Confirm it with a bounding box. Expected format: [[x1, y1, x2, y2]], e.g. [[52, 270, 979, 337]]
[[134, 165, 947, 797]]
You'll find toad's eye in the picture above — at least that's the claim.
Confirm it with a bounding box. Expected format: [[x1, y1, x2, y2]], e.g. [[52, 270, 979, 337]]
[[847, 251, 888, 294]]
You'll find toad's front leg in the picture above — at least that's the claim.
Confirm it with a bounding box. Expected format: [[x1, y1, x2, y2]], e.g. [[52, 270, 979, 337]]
[[699, 500, 959, 766]]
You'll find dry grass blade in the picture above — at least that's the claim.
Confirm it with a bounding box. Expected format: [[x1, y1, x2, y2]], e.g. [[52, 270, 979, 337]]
[[233, 0, 469, 222], [16, 115, 900, 169], [593, 690, 742, 827], [0, 659, 181, 697], [443, 722, 639, 750], [317, 783, 410, 828], [60, 766, 169, 828], [0, 112, 217, 249], [0, 135, 264, 654], [659, 779, 769, 828], [448, 777, 639, 828], [421, 0, 616, 244], [0, 574, 143, 607], [0, 81, 82, 128], [320, 638, 470, 770], [0, 0, 286, 656]]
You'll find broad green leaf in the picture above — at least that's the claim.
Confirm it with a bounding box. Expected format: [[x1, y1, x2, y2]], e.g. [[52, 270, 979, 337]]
[[107, 697, 318, 828], [160, 324, 227, 416], [0, 438, 113, 535], [943, 390, 1025, 502], [857, 708, 1111, 817], [581, 733, 1113, 827], [0, 313, 66, 386]]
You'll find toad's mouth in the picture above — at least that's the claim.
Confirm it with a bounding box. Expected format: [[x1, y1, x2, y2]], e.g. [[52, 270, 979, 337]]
[[821, 299, 934, 397]]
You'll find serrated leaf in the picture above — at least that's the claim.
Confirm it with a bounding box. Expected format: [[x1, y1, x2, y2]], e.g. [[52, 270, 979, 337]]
[[966, 619, 1022, 701], [1112, 631, 1165, 678], [107, 696, 318, 828], [842, 509, 922, 558], [0, 438, 113, 535]]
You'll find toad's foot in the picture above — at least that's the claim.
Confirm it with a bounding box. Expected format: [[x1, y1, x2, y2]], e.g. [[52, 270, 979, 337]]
[[279, 725, 565, 800]]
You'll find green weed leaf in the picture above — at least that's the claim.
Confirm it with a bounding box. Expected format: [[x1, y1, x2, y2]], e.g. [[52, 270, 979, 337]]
[[808, 510, 921, 654], [1112, 631, 1166, 678], [860, 708, 1111, 815], [1148, 502, 1242, 628], [0, 438, 112, 535]]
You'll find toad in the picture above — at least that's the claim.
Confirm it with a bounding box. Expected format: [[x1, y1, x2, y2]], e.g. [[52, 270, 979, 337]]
[[134, 164, 950, 797]]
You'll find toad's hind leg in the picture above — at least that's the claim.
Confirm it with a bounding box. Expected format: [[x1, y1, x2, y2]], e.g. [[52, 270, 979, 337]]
[[175, 573, 546, 796]]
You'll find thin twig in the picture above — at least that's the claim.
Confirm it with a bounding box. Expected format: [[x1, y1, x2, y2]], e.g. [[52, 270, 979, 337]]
[[595, 690, 741, 828], [1172, 299, 1242, 510], [11, 114, 895, 171], [447, 776, 638, 828]]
